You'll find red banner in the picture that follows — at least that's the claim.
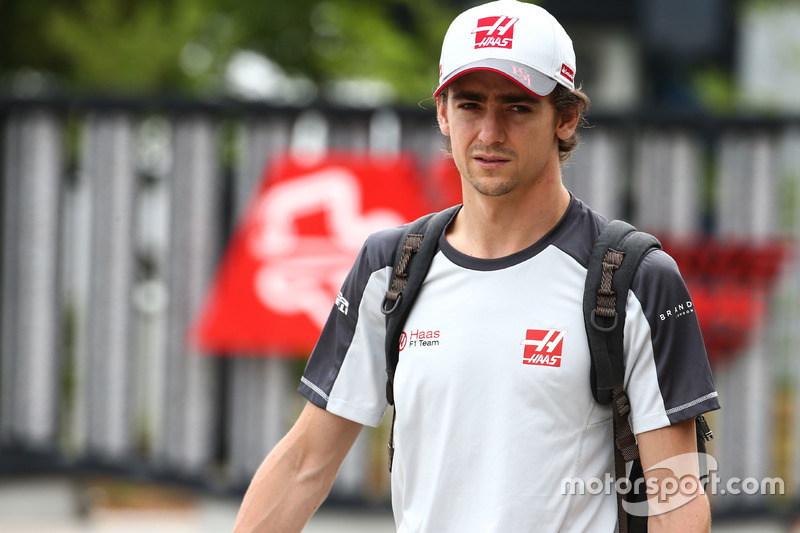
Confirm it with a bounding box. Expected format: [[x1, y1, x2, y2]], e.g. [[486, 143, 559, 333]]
[[191, 152, 434, 357]]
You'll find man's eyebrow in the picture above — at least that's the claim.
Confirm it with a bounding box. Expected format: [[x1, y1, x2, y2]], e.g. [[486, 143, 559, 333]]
[[451, 90, 486, 102], [497, 93, 542, 105], [451, 90, 542, 105]]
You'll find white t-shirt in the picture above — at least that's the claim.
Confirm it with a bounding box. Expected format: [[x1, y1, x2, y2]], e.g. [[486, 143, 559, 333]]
[[299, 196, 719, 532]]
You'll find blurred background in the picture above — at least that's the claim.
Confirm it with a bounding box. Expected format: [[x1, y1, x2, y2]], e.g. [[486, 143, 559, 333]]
[[2, 0, 800, 531]]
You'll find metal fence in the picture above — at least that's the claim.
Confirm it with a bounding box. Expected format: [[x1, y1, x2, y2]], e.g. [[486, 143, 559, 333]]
[[2, 97, 800, 517]]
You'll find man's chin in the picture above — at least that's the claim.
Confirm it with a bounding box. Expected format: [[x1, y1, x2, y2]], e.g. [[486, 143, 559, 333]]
[[464, 176, 516, 198]]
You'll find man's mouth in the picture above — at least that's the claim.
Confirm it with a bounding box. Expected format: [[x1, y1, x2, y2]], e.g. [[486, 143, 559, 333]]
[[474, 154, 510, 165]]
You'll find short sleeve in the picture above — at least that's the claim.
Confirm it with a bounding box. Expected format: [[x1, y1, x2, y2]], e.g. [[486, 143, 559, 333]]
[[622, 249, 720, 435], [298, 226, 402, 427]]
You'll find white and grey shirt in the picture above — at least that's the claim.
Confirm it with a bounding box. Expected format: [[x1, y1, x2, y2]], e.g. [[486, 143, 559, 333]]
[[299, 195, 719, 533]]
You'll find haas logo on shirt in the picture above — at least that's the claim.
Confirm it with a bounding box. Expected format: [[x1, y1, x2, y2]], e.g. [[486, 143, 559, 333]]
[[521, 329, 565, 367], [401, 329, 441, 350]]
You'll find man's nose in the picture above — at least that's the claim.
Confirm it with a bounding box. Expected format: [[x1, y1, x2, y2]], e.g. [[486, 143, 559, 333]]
[[478, 110, 506, 145]]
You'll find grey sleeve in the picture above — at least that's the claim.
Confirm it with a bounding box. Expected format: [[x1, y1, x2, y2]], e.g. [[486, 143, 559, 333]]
[[626, 249, 720, 432], [298, 226, 402, 418]]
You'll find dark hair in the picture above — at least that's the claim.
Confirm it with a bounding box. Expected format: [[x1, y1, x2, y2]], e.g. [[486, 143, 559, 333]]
[[436, 83, 591, 163], [551, 83, 590, 163]]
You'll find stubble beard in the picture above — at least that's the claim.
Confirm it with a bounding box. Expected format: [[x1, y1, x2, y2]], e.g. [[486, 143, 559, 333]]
[[462, 144, 519, 197], [464, 170, 518, 197]]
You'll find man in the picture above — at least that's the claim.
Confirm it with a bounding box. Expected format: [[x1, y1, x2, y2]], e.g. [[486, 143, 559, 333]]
[[233, 1, 720, 531]]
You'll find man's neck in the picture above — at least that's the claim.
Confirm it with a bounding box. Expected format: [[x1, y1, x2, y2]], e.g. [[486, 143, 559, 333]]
[[446, 182, 571, 260]]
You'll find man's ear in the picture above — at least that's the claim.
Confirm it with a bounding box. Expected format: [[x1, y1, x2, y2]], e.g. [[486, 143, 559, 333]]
[[556, 103, 579, 141], [436, 96, 450, 136]]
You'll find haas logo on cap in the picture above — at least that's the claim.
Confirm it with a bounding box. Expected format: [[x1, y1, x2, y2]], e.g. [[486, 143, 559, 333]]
[[473, 16, 518, 49]]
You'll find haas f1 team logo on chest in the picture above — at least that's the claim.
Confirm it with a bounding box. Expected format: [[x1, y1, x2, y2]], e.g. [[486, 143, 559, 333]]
[[400, 329, 440, 351], [473, 15, 518, 49], [521, 329, 565, 367]]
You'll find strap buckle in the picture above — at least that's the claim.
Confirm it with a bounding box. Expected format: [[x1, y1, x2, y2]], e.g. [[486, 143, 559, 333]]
[[381, 293, 402, 315], [590, 309, 618, 332]]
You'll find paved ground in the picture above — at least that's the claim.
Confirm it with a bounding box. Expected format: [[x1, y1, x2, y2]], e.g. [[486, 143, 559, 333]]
[[0, 476, 396, 533], [0, 475, 795, 532]]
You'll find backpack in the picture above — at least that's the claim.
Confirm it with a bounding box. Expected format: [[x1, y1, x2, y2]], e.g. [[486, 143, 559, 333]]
[[380, 207, 713, 533]]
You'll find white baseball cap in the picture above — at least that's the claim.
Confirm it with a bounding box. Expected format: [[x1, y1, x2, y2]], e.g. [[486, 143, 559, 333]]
[[435, 0, 576, 97]]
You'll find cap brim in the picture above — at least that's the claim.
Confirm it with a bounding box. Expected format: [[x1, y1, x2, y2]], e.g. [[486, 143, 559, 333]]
[[434, 59, 558, 98]]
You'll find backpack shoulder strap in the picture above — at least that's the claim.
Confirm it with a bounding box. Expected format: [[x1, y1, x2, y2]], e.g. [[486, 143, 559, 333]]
[[382, 205, 460, 405], [583, 219, 661, 533], [381, 206, 458, 473], [583, 220, 662, 405]]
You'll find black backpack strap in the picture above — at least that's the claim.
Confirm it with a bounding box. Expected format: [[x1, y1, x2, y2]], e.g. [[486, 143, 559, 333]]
[[381, 206, 459, 472], [583, 220, 661, 533], [382, 205, 459, 405], [584, 220, 662, 405]]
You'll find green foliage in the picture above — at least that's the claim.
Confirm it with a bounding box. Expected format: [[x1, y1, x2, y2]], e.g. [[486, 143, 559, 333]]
[[217, 0, 321, 75], [303, 1, 455, 102], [43, 0, 235, 93], [218, 0, 457, 103], [1, 0, 458, 103]]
